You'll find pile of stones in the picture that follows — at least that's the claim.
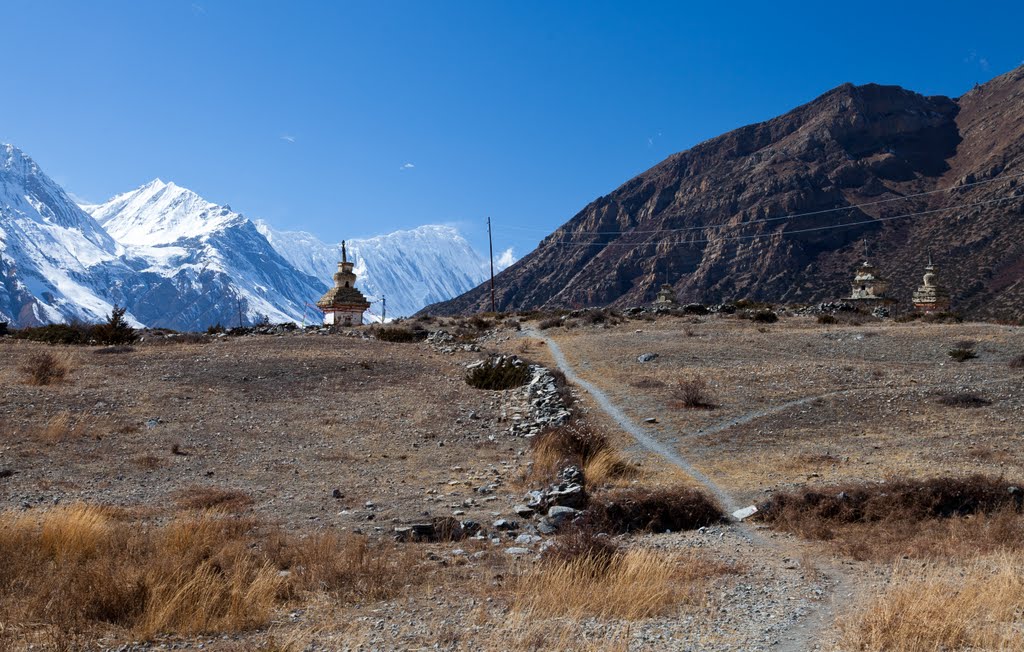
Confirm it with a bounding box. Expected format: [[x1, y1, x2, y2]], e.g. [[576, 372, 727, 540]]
[[506, 363, 572, 437], [426, 329, 481, 354], [516, 465, 585, 534]]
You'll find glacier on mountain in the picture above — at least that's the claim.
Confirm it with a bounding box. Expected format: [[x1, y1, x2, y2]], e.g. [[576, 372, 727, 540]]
[[256, 222, 513, 320], [0, 142, 510, 329]]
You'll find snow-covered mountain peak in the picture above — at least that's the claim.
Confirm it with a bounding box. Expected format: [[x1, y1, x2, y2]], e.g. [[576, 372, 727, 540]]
[[87, 179, 244, 246]]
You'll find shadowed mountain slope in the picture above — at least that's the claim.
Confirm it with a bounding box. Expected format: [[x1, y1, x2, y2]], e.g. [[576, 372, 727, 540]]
[[425, 66, 1024, 319]]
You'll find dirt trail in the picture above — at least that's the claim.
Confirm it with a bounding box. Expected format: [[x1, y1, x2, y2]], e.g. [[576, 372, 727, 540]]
[[526, 328, 849, 652]]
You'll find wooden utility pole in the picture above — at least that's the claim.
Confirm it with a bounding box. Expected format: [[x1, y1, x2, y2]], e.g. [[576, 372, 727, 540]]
[[487, 216, 496, 312]]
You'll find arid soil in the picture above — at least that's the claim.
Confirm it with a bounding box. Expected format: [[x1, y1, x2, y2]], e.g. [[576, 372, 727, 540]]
[[1, 312, 1022, 651]]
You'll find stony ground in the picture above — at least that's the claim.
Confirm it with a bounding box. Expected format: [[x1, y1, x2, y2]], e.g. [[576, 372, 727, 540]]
[[1, 312, 1022, 650]]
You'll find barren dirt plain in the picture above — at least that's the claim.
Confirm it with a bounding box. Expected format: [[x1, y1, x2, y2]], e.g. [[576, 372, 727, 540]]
[[1, 311, 1022, 651]]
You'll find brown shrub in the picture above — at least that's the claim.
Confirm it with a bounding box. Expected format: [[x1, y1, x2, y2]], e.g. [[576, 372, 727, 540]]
[[948, 347, 978, 362], [20, 351, 71, 386], [757, 476, 1024, 560], [937, 392, 992, 408], [587, 486, 724, 534], [670, 376, 716, 409], [1010, 354, 1024, 369]]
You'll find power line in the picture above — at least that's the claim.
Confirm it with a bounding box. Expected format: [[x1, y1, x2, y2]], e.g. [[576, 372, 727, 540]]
[[537, 194, 1023, 248], [492, 170, 1024, 237]]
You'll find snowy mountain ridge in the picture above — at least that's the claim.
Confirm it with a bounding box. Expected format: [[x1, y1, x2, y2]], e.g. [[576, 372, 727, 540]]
[[0, 143, 506, 329]]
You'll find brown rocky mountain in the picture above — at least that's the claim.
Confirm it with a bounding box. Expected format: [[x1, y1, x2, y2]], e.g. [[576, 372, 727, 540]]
[[425, 65, 1024, 320]]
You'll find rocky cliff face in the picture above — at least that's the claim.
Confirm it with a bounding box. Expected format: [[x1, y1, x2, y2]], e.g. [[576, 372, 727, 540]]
[[426, 66, 1024, 320]]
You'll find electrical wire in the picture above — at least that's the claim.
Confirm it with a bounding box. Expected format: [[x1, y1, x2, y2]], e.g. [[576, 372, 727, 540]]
[[491, 170, 1024, 237], [535, 194, 1023, 248]]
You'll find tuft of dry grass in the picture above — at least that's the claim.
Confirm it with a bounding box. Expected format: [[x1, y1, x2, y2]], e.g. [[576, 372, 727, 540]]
[[0, 504, 428, 647], [837, 553, 1024, 651], [513, 548, 732, 620], [19, 351, 71, 386], [525, 423, 635, 489], [669, 375, 716, 409]]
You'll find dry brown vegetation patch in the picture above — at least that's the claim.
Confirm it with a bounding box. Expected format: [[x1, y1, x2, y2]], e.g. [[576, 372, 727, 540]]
[[758, 476, 1024, 559], [19, 351, 72, 386], [587, 486, 724, 534], [525, 423, 635, 489], [669, 376, 716, 410], [838, 553, 1024, 651], [513, 547, 731, 620], [0, 504, 428, 647]]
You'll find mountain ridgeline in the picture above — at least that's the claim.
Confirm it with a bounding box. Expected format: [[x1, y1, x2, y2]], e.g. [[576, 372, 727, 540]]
[[425, 66, 1024, 320], [0, 147, 497, 330]]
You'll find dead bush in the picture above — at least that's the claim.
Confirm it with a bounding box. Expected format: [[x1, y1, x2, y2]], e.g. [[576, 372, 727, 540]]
[[937, 392, 992, 408], [948, 347, 978, 362], [20, 351, 71, 386], [93, 345, 135, 355], [1009, 354, 1024, 369], [817, 314, 837, 325], [757, 476, 1024, 560], [587, 486, 724, 534], [465, 356, 531, 390], [670, 375, 716, 409], [538, 317, 563, 330], [373, 326, 427, 343], [750, 309, 779, 324]]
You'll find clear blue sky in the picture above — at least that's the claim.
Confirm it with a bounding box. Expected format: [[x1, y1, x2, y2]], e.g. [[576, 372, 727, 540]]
[[2, 1, 1021, 259]]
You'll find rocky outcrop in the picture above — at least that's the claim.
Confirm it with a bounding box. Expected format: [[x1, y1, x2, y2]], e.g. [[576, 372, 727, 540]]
[[425, 66, 1024, 320]]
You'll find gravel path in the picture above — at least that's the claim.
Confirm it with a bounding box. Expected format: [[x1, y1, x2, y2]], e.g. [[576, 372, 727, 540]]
[[526, 327, 850, 652]]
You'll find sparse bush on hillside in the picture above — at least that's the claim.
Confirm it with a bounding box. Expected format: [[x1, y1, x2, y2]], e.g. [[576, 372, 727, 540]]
[[1010, 354, 1024, 369], [465, 356, 531, 390], [19, 351, 71, 386], [948, 347, 978, 362], [670, 375, 716, 409], [207, 322, 226, 335], [817, 314, 837, 325], [751, 309, 779, 324]]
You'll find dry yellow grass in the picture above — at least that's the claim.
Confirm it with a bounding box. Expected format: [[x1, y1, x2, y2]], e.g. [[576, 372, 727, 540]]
[[0, 504, 428, 647], [837, 553, 1024, 651], [513, 548, 728, 620]]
